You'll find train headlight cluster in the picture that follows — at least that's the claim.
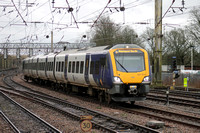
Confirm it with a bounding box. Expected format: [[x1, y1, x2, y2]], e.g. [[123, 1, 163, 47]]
[[113, 76, 123, 84], [142, 76, 150, 83]]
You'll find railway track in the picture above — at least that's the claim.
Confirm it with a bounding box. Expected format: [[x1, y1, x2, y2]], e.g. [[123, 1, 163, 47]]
[[0, 110, 19, 132], [147, 93, 200, 108], [10, 75, 200, 130], [65, 92, 200, 129], [2, 75, 160, 133], [150, 89, 200, 99], [0, 91, 61, 133], [118, 104, 200, 129]]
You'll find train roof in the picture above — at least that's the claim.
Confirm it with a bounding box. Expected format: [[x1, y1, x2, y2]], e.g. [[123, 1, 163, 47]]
[[24, 44, 143, 59], [59, 44, 141, 54]]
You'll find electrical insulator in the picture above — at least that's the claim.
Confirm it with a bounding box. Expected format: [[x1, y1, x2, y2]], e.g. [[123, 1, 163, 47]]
[[120, 7, 125, 11], [182, 0, 185, 7], [68, 7, 73, 12]]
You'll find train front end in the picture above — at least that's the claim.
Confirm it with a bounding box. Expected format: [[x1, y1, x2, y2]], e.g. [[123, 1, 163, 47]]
[[108, 44, 151, 102]]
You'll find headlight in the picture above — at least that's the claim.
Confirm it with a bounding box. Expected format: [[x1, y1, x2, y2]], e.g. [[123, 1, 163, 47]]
[[113, 76, 123, 84], [143, 76, 150, 83]]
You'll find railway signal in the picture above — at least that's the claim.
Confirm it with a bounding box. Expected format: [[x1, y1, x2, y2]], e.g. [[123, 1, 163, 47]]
[[171, 56, 177, 72]]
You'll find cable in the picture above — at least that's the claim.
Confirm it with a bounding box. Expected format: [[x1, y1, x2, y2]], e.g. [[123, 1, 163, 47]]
[[65, 0, 79, 28], [11, 0, 27, 25]]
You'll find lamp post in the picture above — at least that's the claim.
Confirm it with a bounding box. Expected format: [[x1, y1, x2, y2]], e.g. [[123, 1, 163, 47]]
[[190, 45, 194, 70]]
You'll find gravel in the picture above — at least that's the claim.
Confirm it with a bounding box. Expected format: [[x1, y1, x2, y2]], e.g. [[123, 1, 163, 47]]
[[9, 74, 200, 133]]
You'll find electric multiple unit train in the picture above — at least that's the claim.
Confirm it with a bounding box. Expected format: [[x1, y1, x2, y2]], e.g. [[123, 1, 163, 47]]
[[23, 44, 151, 104]]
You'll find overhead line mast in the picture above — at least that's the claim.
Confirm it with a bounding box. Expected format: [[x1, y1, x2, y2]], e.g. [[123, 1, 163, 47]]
[[154, 0, 162, 86]]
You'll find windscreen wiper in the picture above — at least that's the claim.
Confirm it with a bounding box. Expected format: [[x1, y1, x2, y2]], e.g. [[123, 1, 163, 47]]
[[115, 59, 128, 73]]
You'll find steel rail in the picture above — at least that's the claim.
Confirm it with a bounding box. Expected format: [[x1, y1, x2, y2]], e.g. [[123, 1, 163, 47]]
[[0, 91, 61, 133], [4, 75, 160, 133], [0, 110, 20, 133]]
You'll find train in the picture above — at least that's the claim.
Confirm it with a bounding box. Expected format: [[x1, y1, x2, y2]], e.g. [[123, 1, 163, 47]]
[[23, 44, 151, 104]]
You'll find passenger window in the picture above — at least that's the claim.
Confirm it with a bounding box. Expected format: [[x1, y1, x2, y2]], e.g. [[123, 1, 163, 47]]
[[76, 61, 79, 73], [68, 61, 71, 73], [56, 62, 58, 71], [72, 61, 75, 73], [100, 57, 106, 66], [61, 62, 64, 72], [51, 62, 54, 71], [90, 61, 94, 74], [58, 62, 61, 72], [95, 61, 99, 74], [80, 61, 84, 74]]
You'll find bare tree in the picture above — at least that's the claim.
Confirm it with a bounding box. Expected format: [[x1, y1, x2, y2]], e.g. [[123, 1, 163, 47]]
[[163, 28, 191, 65], [141, 27, 154, 65], [116, 26, 144, 48], [186, 7, 200, 67], [187, 7, 200, 46], [90, 16, 120, 46], [90, 16, 142, 47]]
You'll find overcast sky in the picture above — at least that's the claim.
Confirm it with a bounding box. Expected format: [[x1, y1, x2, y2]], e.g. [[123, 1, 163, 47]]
[[0, 0, 199, 44]]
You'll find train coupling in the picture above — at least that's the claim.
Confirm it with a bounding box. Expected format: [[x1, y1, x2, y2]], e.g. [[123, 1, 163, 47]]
[[128, 85, 137, 95]]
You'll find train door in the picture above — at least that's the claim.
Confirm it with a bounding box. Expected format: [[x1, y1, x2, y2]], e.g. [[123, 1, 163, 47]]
[[84, 54, 90, 84], [100, 55, 106, 86]]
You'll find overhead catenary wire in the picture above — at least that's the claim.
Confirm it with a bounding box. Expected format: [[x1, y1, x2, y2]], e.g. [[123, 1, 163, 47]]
[[65, 0, 79, 28], [91, 0, 111, 28], [0, 0, 199, 43], [11, 0, 27, 25]]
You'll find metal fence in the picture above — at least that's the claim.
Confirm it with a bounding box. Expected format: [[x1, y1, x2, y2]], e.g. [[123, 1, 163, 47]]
[[155, 73, 200, 89]]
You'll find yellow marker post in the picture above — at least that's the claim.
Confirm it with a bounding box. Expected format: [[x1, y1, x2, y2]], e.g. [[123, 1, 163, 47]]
[[184, 78, 188, 91]]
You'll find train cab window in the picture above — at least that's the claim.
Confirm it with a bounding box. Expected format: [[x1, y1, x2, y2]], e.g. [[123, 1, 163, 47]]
[[61, 62, 64, 72], [72, 61, 75, 73], [68, 61, 71, 73], [95, 61, 100, 74], [80, 61, 84, 74], [76, 61, 79, 73], [90, 61, 94, 74]]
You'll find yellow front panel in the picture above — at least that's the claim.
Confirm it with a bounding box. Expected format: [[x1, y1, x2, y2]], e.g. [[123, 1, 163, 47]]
[[109, 48, 150, 84]]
